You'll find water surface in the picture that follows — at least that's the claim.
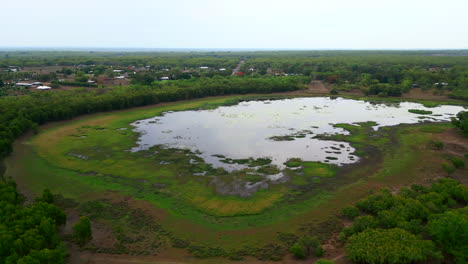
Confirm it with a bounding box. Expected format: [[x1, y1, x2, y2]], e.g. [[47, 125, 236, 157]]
[[131, 97, 464, 172]]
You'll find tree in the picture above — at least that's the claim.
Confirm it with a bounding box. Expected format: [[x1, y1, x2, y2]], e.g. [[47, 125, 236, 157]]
[[72, 217, 92, 246], [41, 189, 54, 204], [427, 209, 468, 264], [74, 71, 88, 83], [341, 206, 360, 220], [346, 228, 441, 264], [451, 111, 468, 136]]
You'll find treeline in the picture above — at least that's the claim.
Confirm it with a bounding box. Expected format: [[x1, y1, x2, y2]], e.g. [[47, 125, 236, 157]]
[[0, 75, 308, 158], [0, 180, 67, 263], [340, 178, 467, 264], [0, 51, 240, 69], [51, 80, 98, 88], [242, 54, 468, 98]]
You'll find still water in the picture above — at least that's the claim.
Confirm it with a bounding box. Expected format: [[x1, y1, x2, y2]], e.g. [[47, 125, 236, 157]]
[[131, 97, 464, 171]]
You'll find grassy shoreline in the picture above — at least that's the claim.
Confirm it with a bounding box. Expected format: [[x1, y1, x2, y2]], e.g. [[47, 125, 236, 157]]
[[3, 93, 463, 255]]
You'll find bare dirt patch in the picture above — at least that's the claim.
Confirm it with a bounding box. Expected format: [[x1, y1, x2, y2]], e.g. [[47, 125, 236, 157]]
[[305, 80, 330, 94]]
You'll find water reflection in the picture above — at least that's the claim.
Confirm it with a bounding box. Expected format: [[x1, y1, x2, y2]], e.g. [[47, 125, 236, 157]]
[[131, 97, 464, 171]]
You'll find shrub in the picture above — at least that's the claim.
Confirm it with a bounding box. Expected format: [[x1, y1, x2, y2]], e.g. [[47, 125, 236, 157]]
[[442, 162, 456, 175], [431, 140, 444, 150], [352, 215, 379, 233], [346, 228, 441, 264], [289, 242, 307, 259], [451, 111, 468, 136], [427, 209, 468, 264], [73, 216, 93, 246], [314, 245, 324, 257], [355, 189, 395, 214], [342, 206, 360, 220], [450, 157, 465, 169], [330, 88, 338, 95], [408, 109, 432, 115], [41, 188, 54, 204]]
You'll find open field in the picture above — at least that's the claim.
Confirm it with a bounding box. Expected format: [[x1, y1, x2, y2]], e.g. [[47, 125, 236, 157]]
[[5, 93, 467, 263]]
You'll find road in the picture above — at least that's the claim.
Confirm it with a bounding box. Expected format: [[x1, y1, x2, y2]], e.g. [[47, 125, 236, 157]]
[[232, 60, 245, 75]]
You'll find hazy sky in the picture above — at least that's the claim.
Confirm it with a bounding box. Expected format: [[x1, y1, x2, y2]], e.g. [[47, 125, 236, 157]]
[[1, 0, 467, 49]]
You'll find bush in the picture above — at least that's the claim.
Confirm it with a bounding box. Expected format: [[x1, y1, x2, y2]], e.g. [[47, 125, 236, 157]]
[[330, 88, 338, 95], [342, 206, 360, 220], [450, 157, 465, 169], [451, 111, 468, 136], [355, 189, 395, 214], [314, 245, 324, 257], [431, 140, 444, 150], [427, 209, 468, 264], [289, 242, 307, 259], [352, 215, 379, 233], [41, 188, 54, 203], [442, 162, 456, 175], [346, 228, 441, 264], [0, 181, 67, 263], [73, 216, 93, 246], [408, 109, 432, 115]]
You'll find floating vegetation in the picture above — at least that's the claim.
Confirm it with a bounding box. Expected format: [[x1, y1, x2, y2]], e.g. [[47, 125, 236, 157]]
[[408, 109, 433, 115]]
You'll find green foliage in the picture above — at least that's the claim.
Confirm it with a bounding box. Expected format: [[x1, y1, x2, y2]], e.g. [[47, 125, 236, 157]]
[[0, 181, 67, 264], [51, 80, 98, 87], [341, 206, 360, 220], [72, 216, 92, 246], [344, 179, 466, 264], [289, 242, 307, 259], [0, 76, 306, 159], [452, 111, 468, 136], [289, 235, 323, 259], [40, 188, 54, 204], [346, 228, 441, 264], [355, 189, 395, 214], [427, 209, 468, 264], [74, 71, 88, 83], [450, 157, 465, 169], [431, 140, 444, 150], [408, 109, 432, 115], [442, 162, 456, 175]]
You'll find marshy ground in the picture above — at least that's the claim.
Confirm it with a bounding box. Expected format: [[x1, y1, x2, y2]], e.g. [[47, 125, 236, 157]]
[[4, 94, 468, 263]]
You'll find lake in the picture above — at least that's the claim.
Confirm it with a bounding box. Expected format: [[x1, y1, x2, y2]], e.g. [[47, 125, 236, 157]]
[[131, 97, 465, 175]]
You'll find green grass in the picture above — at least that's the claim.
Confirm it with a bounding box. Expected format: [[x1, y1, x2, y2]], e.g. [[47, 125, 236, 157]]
[[302, 162, 337, 178], [4, 94, 458, 253], [408, 109, 433, 115]]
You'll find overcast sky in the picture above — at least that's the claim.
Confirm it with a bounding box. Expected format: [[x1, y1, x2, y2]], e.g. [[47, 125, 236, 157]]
[[1, 0, 467, 50]]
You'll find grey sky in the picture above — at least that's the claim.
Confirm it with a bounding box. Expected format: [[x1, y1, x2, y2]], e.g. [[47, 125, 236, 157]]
[[1, 0, 467, 49]]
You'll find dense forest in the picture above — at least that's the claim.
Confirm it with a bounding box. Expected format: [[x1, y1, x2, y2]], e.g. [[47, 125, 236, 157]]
[[340, 178, 467, 264], [0, 180, 67, 263], [1, 50, 467, 99]]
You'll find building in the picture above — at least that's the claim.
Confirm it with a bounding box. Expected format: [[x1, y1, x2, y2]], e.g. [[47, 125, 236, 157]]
[[15, 83, 32, 87], [160, 77, 170, 80], [37, 86, 51, 90]]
